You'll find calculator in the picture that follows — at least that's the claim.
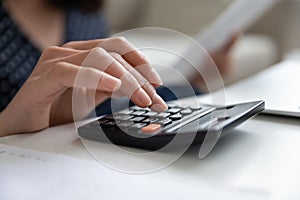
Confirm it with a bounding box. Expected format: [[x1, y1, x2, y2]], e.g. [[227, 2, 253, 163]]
[[78, 100, 264, 150]]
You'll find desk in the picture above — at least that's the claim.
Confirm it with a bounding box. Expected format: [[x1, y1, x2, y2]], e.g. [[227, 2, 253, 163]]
[[1, 33, 299, 198], [1, 114, 300, 198]]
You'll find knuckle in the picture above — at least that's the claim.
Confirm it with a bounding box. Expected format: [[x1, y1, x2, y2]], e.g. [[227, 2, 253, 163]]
[[62, 41, 76, 48], [44, 46, 61, 55], [110, 52, 121, 59], [142, 81, 156, 94], [121, 71, 133, 82], [50, 62, 67, 78], [123, 72, 139, 87], [139, 77, 149, 87], [84, 67, 97, 75], [41, 46, 66, 61], [112, 36, 128, 44], [89, 47, 112, 62], [91, 47, 107, 56]]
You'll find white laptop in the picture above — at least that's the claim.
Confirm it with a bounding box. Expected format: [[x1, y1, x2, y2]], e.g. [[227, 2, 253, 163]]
[[198, 60, 300, 117]]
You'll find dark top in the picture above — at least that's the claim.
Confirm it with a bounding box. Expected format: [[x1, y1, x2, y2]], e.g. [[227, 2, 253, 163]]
[[0, 3, 109, 112]]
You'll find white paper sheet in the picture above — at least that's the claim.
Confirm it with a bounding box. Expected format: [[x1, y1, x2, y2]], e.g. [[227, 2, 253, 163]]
[[197, 0, 279, 52], [0, 144, 269, 200]]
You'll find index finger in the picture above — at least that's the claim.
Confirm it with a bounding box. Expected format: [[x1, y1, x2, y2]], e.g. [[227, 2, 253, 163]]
[[101, 37, 163, 86], [63, 38, 147, 66], [62, 38, 163, 87]]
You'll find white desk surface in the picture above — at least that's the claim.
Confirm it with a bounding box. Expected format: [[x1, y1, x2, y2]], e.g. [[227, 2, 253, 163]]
[[1, 34, 299, 198], [1, 114, 300, 198]]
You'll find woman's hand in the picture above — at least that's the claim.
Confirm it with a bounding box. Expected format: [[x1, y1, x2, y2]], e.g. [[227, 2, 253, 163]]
[[0, 37, 167, 136], [191, 34, 239, 91], [210, 33, 239, 76]]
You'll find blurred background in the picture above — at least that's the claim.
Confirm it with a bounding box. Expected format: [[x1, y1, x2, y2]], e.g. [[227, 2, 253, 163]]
[[104, 0, 300, 86]]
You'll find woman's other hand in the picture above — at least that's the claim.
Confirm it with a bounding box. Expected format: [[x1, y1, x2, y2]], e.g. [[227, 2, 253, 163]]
[[191, 33, 239, 91]]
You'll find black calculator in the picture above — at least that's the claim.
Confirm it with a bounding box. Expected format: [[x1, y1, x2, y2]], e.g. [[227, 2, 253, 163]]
[[78, 100, 264, 150]]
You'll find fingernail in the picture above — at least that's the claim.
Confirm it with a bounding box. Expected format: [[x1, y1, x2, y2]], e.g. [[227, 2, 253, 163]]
[[136, 88, 152, 106], [150, 94, 168, 112], [148, 68, 163, 86]]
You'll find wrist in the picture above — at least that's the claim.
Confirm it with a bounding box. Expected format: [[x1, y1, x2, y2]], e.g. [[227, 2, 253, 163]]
[[0, 111, 10, 137], [0, 105, 24, 137]]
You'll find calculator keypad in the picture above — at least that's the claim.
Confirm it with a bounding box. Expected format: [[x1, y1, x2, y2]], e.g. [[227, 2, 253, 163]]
[[94, 103, 214, 134]]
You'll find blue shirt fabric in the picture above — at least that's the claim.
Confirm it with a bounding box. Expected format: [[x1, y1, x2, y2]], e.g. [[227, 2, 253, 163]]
[[0, 3, 109, 112]]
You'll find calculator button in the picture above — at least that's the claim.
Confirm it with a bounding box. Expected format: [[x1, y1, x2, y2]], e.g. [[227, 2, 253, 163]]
[[142, 124, 162, 133], [114, 115, 134, 121], [142, 111, 157, 117], [129, 123, 147, 130], [156, 112, 171, 118], [117, 121, 134, 128], [142, 118, 159, 124], [169, 114, 182, 121], [166, 108, 181, 114], [117, 110, 134, 115], [167, 103, 179, 108], [156, 118, 172, 126], [177, 104, 189, 109], [130, 117, 145, 123], [130, 106, 150, 111], [131, 111, 146, 116], [130, 106, 144, 111], [189, 105, 202, 110], [181, 109, 193, 116]]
